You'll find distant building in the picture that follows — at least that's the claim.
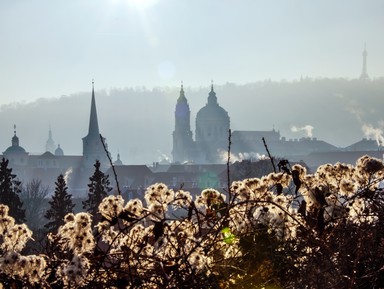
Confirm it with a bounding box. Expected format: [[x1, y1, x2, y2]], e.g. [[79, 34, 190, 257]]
[[172, 82, 230, 164], [0, 81, 111, 197], [45, 126, 55, 154], [171, 83, 350, 165], [171, 80, 383, 168], [345, 138, 378, 151]]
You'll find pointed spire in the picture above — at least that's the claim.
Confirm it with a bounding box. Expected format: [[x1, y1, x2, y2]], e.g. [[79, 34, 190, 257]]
[[177, 81, 188, 103], [88, 79, 100, 136], [177, 81, 187, 102], [45, 125, 55, 153]]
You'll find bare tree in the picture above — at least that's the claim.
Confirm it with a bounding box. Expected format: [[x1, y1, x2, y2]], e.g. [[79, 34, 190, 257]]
[[21, 178, 50, 231]]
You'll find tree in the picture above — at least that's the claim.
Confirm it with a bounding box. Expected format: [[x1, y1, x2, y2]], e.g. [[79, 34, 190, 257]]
[[0, 158, 25, 223], [21, 178, 50, 231], [45, 174, 75, 233], [82, 160, 112, 220]]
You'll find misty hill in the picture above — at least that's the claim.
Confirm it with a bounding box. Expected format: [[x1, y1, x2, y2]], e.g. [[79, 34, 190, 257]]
[[0, 78, 383, 165]]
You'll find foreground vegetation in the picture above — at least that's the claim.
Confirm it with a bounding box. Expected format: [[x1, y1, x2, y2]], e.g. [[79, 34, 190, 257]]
[[0, 155, 384, 288]]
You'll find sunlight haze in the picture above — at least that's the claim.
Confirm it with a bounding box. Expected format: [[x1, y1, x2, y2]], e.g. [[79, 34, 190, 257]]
[[0, 0, 383, 104], [0, 1, 383, 164]]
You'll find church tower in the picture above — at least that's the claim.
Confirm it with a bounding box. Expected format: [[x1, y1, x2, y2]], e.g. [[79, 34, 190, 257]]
[[172, 82, 195, 163], [82, 81, 109, 168], [45, 126, 55, 153], [360, 44, 369, 81]]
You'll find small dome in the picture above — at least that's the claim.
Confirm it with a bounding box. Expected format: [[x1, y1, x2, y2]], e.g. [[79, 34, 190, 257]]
[[114, 153, 123, 165], [55, 144, 64, 156]]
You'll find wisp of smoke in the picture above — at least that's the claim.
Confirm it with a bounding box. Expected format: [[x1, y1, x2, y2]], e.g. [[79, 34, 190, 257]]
[[362, 124, 384, 146], [291, 125, 314, 138], [218, 150, 267, 163], [345, 101, 364, 123], [157, 150, 170, 162], [64, 167, 73, 184]]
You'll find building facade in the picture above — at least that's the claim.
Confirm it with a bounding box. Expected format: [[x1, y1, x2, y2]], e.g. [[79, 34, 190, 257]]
[[0, 82, 112, 196]]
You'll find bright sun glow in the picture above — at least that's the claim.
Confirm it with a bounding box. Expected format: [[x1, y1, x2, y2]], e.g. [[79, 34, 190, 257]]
[[118, 0, 158, 10]]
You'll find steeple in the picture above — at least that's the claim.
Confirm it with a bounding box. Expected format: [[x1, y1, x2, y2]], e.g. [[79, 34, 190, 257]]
[[207, 80, 218, 105], [172, 81, 194, 163], [82, 80, 108, 168], [45, 126, 55, 153], [178, 81, 186, 100], [87, 80, 100, 137], [360, 43, 369, 81], [175, 81, 191, 127]]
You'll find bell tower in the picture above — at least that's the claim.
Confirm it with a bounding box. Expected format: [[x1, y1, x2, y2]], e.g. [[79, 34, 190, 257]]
[[172, 82, 194, 163], [82, 80, 109, 168]]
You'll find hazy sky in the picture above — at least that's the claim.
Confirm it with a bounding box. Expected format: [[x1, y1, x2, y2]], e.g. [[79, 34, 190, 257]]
[[0, 0, 383, 105]]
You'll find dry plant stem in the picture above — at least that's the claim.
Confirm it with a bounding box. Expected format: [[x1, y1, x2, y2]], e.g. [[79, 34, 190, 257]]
[[227, 129, 232, 201], [100, 133, 121, 196], [262, 137, 276, 173]]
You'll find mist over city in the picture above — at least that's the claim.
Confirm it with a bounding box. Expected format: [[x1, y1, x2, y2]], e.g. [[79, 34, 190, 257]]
[[1, 0, 383, 165], [1, 2, 384, 288], [1, 78, 384, 165]]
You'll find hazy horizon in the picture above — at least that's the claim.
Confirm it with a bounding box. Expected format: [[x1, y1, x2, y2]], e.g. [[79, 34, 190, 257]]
[[1, 1, 384, 164], [0, 0, 383, 105], [1, 78, 384, 165]]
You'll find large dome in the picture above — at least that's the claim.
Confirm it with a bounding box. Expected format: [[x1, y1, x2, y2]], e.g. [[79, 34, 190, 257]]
[[196, 86, 229, 123], [195, 85, 230, 145], [3, 133, 26, 155], [3, 145, 26, 154], [196, 102, 229, 122]]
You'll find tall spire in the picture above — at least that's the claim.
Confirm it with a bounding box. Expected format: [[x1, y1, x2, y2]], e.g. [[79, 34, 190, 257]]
[[45, 125, 55, 153], [82, 80, 109, 168], [360, 43, 369, 81], [87, 79, 100, 136]]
